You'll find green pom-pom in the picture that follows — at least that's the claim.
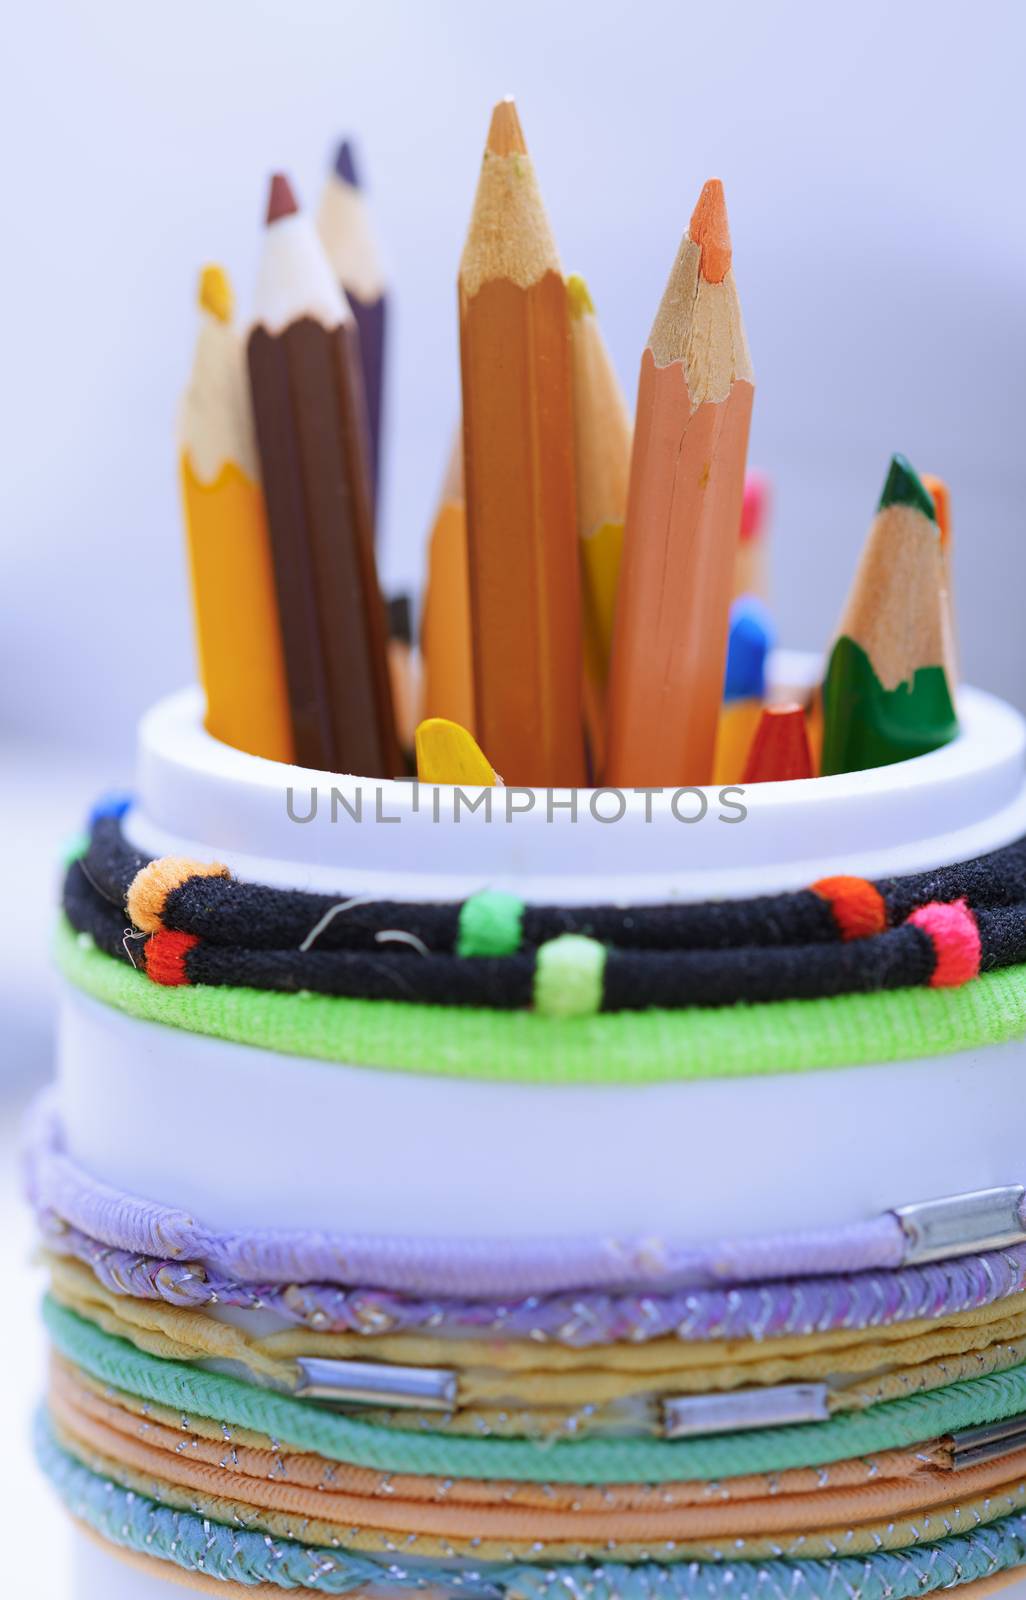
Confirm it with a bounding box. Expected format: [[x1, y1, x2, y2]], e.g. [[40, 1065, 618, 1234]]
[[534, 934, 606, 1019], [878, 454, 936, 520], [457, 890, 524, 957]]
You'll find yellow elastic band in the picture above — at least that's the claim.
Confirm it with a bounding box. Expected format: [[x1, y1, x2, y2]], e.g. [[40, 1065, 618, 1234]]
[[47, 1256, 1026, 1411]]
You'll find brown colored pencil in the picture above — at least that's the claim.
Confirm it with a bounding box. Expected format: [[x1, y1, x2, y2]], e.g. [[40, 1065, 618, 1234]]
[[247, 174, 398, 776], [458, 100, 586, 786], [605, 179, 754, 786]]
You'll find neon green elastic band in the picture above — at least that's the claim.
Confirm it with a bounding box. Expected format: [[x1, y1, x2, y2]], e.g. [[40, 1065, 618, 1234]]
[[55, 916, 1026, 1086], [43, 1295, 1026, 1485]]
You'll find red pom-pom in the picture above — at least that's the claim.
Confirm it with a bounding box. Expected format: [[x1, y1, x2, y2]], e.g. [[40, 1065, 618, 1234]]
[[144, 929, 199, 986], [811, 875, 887, 940], [907, 899, 981, 988]]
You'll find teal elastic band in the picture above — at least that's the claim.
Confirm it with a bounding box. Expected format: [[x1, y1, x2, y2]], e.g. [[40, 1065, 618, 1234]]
[[34, 1410, 1026, 1600], [55, 915, 1026, 1086], [43, 1295, 1026, 1486]]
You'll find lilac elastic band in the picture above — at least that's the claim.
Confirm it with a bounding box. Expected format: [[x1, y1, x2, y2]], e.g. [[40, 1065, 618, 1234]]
[[28, 1095, 1022, 1300], [35, 1201, 1026, 1346], [25, 1095, 904, 1296]]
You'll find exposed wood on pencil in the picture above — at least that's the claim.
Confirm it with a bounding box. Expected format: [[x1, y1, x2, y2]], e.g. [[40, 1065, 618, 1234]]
[[605, 178, 755, 786], [742, 703, 813, 782], [178, 265, 293, 764], [247, 172, 398, 776], [317, 138, 388, 510], [415, 717, 497, 786], [567, 272, 632, 770], [420, 430, 475, 732], [821, 454, 958, 775], [458, 99, 586, 785]]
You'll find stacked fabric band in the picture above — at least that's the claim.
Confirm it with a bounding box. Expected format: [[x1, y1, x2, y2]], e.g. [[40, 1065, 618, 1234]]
[[34, 801, 1026, 1595]]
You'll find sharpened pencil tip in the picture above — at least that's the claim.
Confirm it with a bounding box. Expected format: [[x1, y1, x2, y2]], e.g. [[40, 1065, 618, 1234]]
[[198, 264, 232, 324], [486, 97, 526, 157], [689, 178, 732, 283], [742, 705, 813, 784], [334, 139, 360, 187], [266, 172, 299, 226], [878, 454, 936, 521]]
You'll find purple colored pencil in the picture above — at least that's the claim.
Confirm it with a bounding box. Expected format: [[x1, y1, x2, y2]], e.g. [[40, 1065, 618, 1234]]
[[317, 138, 387, 514]]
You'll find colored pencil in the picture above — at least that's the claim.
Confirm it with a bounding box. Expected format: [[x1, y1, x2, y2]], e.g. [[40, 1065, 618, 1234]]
[[921, 470, 959, 686], [821, 454, 958, 776], [247, 173, 398, 777], [734, 469, 771, 600], [178, 266, 293, 764], [605, 178, 755, 786], [458, 99, 586, 786], [317, 139, 387, 509], [419, 431, 475, 732], [415, 718, 497, 786], [741, 704, 813, 783], [386, 595, 419, 763], [567, 272, 632, 698], [713, 596, 773, 784]]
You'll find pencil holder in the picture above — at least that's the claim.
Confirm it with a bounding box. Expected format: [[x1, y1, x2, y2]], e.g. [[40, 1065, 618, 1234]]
[[42, 659, 1026, 1600]]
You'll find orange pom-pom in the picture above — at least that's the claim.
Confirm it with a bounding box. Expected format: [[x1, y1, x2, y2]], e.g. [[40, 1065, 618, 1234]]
[[144, 929, 199, 986], [812, 875, 887, 940], [127, 856, 229, 933]]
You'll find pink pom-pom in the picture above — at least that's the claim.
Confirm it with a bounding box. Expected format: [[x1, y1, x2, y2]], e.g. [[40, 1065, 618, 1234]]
[[907, 899, 981, 988]]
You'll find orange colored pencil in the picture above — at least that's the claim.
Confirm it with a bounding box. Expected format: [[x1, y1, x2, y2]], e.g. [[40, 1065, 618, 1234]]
[[458, 100, 586, 786], [741, 704, 813, 783], [419, 432, 474, 732], [605, 179, 754, 786]]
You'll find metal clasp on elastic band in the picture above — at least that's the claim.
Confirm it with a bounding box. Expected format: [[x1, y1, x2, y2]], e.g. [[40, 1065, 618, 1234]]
[[951, 1411, 1026, 1469], [294, 1357, 457, 1410], [662, 1382, 829, 1439], [895, 1186, 1026, 1265]]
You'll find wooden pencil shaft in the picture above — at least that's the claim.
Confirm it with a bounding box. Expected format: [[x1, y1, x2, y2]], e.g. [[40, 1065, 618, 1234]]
[[286, 316, 396, 776], [335, 316, 400, 772], [421, 486, 475, 733], [605, 184, 754, 788], [247, 329, 336, 770], [606, 358, 753, 786], [350, 293, 385, 507], [460, 271, 585, 785], [248, 317, 397, 776], [180, 459, 294, 764]]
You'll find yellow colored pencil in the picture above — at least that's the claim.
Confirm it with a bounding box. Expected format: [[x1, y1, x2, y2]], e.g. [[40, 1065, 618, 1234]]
[[179, 266, 293, 763]]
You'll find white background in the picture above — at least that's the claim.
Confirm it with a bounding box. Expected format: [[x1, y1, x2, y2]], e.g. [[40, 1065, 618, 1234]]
[[1, 1, 1024, 1593]]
